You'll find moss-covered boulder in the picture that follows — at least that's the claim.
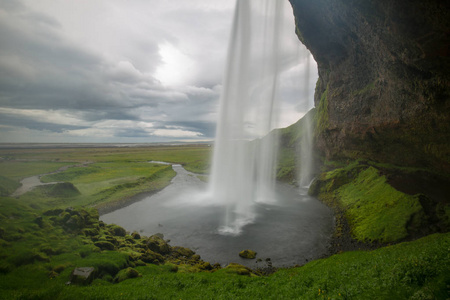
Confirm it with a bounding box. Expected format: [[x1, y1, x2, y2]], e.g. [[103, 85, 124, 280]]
[[131, 231, 141, 239], [107, 224, 126, 237], [94, 241, 115, 251], [113, 267, 141, 283], [239, 249, 257, 259], [224, 263, 254, 276], [140, 250, 164, 264], [82, 228, 99, 236], [171, 246, 195, 258], [70, 267, 95, 285], [146, 235, 170, 254]]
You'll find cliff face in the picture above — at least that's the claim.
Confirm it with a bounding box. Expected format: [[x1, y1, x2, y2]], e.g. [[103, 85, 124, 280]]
[[289, 0, 450, 173]]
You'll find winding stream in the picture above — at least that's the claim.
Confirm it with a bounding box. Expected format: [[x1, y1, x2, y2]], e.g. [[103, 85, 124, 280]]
[[101, 163, 334, 268]]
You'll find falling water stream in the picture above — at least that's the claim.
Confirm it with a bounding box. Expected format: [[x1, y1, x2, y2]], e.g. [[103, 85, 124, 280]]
[[101, 0, 331, 268]]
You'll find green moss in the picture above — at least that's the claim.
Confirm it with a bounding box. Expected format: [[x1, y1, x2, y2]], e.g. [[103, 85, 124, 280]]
[[239, 249, 257, 259], [106, 224, 126, 237], [315, 85, 329, 135], [113, 267, 141, 283], [337, 167, 424, 243], [222, 263, 255, 276]]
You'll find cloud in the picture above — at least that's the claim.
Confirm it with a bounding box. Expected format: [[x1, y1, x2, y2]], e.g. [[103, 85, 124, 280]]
[[0, 0, 316, 143]]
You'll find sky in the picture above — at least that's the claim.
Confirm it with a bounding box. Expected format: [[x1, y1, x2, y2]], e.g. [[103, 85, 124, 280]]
[[0, 0, 317, 143]]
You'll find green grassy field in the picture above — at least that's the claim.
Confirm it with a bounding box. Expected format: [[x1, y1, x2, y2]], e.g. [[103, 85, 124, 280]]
[[0, 145, 449, 299], [0, 145, 211, 212], [0, 195, 448, 300]]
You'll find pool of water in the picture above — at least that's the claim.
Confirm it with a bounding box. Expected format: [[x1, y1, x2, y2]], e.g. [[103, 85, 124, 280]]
[[100, 164, 334, 268]]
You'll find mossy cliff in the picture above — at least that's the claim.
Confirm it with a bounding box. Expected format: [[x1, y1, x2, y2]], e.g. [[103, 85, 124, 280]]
[[289, 0, 450, 174]]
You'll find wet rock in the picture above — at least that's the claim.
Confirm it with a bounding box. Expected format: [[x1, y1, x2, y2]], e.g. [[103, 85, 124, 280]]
[[70, 267, 95, 285], [239, 249, 257, 259], [289, 0, 450, 174], [131, 232, 141, 239]]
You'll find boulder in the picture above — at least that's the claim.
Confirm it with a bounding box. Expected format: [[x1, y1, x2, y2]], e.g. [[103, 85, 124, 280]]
[[141, 250, 164, 264], [171, 246, 195, 258], [94, 241, 115, 251], [146, 235, 170, 254], [70, 267, 95, 285], [224, 263, 253, 276], [239, 249, 257, 259], [107, 224, 126, 237], [131, 232, 141, 239], [113, 267, 141, 283]]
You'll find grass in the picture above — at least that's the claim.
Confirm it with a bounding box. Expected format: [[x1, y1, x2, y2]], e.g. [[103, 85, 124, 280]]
[[0, 145, 211, 172], [0, 161, 73, 181], [0, 199, 448, 300], [0, 175, 21, 196], [0, 145, 211, 211], [0, 145, 449, 299], [338, 167, 424, 242]]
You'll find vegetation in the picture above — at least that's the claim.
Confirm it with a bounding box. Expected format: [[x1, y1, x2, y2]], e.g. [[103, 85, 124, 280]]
[[0, 175, 20, 197], [275, 109, 317, 183], [310, 161, 448, 244], [0, 196, 448, 299], [0, 145, 210, 212], [337, 167, 423, 242], [0, 145, 448, 298]]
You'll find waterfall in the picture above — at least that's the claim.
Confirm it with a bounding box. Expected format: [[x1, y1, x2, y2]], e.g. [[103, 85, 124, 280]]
[[298, 54, 315, 188], [208, 0, 316, 235]]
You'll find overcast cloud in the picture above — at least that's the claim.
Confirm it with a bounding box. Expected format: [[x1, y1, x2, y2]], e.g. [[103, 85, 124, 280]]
[[0, 0, 317, 143]]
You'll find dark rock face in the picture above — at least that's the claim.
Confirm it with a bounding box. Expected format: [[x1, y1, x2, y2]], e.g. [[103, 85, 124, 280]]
[[289, 0, 450, 172]]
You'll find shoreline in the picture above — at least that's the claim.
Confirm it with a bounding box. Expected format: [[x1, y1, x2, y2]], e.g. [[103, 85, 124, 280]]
[[96, 187, 167, 216]]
